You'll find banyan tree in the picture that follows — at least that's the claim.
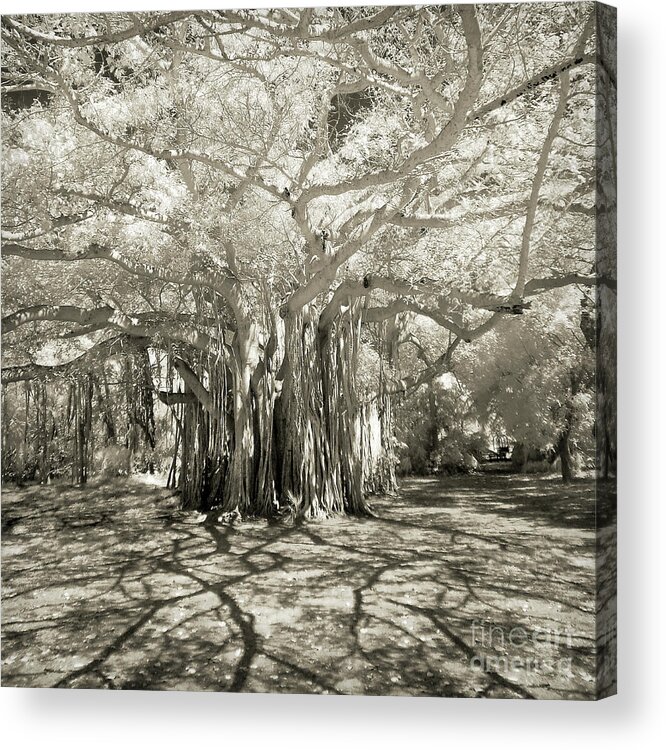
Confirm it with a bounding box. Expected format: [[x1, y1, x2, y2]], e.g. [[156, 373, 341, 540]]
[[1, 6, 614, 514]]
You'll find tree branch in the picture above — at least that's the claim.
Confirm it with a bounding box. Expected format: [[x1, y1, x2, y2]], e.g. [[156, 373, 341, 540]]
[[54, 188, 183, 228], [295, 5, 483, 203], [472, 11, 594, 121], [1, 334, 150, 384], [513, 72, 570, 298], [2, 241, 244, 321], [2, 305, 215, 352], [524, 273, 615, 294], [2, 12, 193, 48], [1, 211, 95, 242], [173, 358, 213, 414], [157, 390, 197, 406]]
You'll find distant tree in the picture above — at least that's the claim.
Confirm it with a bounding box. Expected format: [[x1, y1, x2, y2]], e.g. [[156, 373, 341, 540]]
[[459, 287, 596, 482], [395, 372, 487, 475]]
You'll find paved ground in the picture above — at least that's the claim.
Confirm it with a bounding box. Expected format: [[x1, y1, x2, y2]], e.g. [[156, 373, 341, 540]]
[[1, 473, 616, 698]]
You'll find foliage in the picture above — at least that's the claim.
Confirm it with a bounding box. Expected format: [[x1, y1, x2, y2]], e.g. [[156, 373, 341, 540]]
[[456, 287, 596, 477], [396, 373, 488, 475], [0, 6, 611, 508]]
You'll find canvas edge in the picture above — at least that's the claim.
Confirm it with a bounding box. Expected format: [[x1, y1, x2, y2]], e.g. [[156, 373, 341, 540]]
[[593, 0, 617, 701]]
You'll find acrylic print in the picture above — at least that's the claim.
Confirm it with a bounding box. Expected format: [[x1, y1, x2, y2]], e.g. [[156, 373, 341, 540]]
[[0, 3, 616, 699]]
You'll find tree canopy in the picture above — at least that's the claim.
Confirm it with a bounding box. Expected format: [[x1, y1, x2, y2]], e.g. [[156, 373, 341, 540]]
[[1, 5, 614, 512]]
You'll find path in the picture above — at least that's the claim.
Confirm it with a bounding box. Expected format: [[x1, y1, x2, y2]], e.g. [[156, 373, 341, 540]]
[[1, 474, 615, 698]]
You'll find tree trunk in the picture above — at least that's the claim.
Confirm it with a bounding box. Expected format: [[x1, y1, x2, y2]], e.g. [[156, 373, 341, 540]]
[[276, 309, 342, 516], [556, 391, 576, 484], [222, 321, 262, 514], [360, 393, 398, 495], [176, 321, 268, 514], [176, 304, 392, 518], [222, 361, 255, 513], [557, 429, 574, 483], [511, 442, 530, 473], [179, 384, 214, 510], [277, 305, 372, 518], [69, 376, 92, 485]]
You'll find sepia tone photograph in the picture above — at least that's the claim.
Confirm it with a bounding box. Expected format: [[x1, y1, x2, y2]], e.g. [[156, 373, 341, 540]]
[[1, 2, 616, 699]]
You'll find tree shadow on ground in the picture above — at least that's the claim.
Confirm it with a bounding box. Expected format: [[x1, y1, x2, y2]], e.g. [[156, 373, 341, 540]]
[[1, 473, 613, 698]]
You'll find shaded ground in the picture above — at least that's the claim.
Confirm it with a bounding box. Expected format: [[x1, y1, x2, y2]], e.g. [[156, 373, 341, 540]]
[[1, 473, 615, 698]]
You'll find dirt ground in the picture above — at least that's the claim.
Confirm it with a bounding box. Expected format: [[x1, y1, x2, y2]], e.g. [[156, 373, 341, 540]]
[[1, 473, 616, 698]]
